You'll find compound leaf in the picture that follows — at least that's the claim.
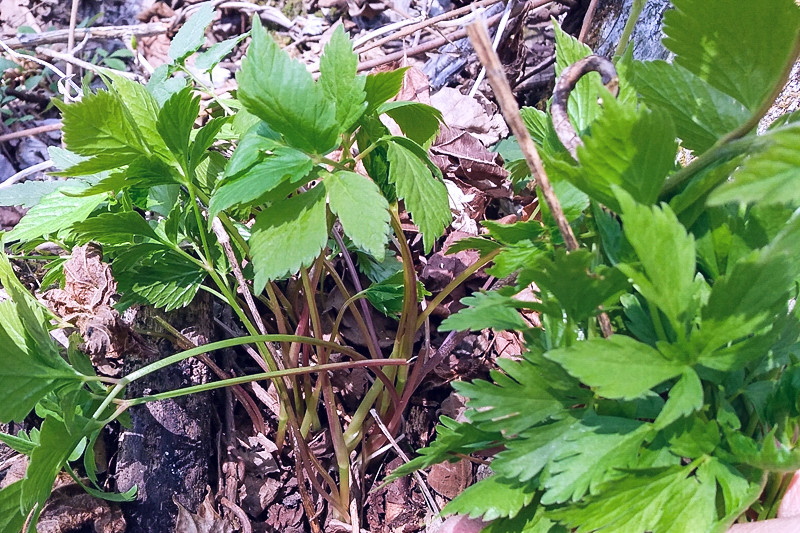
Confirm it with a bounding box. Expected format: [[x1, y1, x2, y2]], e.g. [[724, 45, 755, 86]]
[[4, 186, 105, 244], [157, 87, 200, 160], [115, 250, 207, 311], [572, 96, 677, 210], [709, 123, 800, 206], [55, 89, 147, 165], [541, 413, 650, 504], [616, 190, 696, 331], [440, 290, 527, 332], [455, 352, 588, 435], [71, 210, 160, 245], [444, 475, 538, 521], [363, 68, 408, 114]]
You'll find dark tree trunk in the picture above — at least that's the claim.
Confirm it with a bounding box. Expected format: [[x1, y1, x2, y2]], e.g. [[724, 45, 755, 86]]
[[581, 0, 672, 61], [115, 294, 214, 532]]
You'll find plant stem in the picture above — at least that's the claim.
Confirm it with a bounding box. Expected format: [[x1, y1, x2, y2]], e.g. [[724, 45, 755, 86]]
[[415, 248, 500, 331], [121, 358, 407, 407], [613, 0, 645, 62]]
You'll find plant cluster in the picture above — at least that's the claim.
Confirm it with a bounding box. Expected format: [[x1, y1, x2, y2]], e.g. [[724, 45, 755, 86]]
[[0, 6, 475, 529], [388, 0, 800, 531]]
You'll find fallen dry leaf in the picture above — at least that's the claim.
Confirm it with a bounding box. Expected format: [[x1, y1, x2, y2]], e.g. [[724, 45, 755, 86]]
[[174, 491, 234, 533], [430, 88, 508, 145], [44, 245, 150, 376]]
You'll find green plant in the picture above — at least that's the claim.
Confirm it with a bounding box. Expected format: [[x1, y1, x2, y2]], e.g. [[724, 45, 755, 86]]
[[388, 0, 800, 531], [0, 8, 488, 530]]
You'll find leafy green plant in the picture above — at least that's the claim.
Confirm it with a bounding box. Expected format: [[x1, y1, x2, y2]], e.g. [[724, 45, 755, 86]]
[[389, 0, 800, 531], [0, 8, 492, 529]]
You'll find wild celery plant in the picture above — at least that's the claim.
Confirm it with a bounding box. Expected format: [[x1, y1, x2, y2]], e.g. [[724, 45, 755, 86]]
[[388, 0, 800, 531], [0, 6, 476, 528]]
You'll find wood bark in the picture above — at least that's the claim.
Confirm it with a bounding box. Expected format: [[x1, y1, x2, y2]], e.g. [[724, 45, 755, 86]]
[[115, 295, 214, 533], [581, 0, 672, 61]]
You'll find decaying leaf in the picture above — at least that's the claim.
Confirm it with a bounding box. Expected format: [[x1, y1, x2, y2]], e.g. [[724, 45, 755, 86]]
[[174, 491, 234, 533], [37, 482, 126, 533], [43, 245, 151, 376]]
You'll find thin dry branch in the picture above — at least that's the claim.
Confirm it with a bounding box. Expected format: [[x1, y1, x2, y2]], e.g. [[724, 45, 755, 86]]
[[3, 22, 169, 50], [467, 18, 614, 338]]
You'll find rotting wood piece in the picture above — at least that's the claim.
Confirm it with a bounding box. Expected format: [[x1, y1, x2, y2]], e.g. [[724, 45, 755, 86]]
[[115, 294, 213, 533]]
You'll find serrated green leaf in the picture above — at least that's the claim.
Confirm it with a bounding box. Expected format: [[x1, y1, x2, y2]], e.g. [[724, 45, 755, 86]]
[[709, 124, 800, 206], [553, 23, 604, 134], [169, 1, 215, 62], [386, 139, 450, 252], [570, 96, 677, 210], [249, 185, 328, 291], [0, 481, 27, 533], [363, 68, 408, 114], [195, 33, 248, 71], [210, 143, 313, 218], [4, 186, 105, 243], [521, 249, 629, 322], [362, 271, 429, 316], [444, 475, 538, 521], [379, 101, 443, 148], [520, 107, 566, 158], [22, 415, 98, 512], [545, 336, 687, 400], [319, 25, 366, 131], [104, 72, 171, 161], [55, 89, 147, 164], [386, 416, 501, 483], [616, 190, 696, 331], [147, 63, 188, 106], [542, 413, 649, 504], [0, 180, 71, 208], [653, 368, 703, 430], [115, 250, 207, 311], [663, 0, 800, 111], [326, 171, 389, 259], [0, 430, 36, 455], [440, 290, 527, 332], [445, 236, 501, 256], [237, 17, 338, 154], [630, 61, 749, 153], [482, 218, 543, 245], [157, 86, 200, 160], [550, 465, 715, 533], [71, 211, 160, 245], [698, 212, 800, 354], [492, 415, 580, 483], [189, 116, 229, 172], [455, 352, 587, 435]]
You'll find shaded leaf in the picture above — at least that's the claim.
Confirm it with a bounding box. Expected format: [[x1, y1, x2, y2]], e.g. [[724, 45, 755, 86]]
[[4, 186, 105, 243], [630, 61, 749, 153], [444, 475, 537, 521], [663, 0, 800, 111]]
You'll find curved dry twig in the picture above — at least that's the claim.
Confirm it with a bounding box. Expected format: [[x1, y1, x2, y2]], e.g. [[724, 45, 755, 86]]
[[551, 54, 619, 159]]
